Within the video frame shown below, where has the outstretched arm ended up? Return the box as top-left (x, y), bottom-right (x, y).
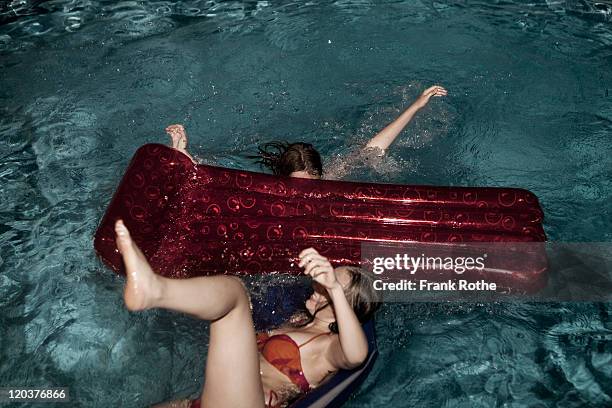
top-left (299, 248), bottom-right (368, 369)
top-left (365, 85), bottom-right (447, 152)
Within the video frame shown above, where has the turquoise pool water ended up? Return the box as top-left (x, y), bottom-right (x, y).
top-left (1, 0), bottom-right (611, 406)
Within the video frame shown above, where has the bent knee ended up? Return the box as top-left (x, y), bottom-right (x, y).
top-left (224, 276), bottom-right (251, 311)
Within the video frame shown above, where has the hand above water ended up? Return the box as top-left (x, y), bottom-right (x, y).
top-left (298, 248), bottom-right (340, 292)
top-left (413, 85), bottom-right (447, 109)
top-left (165, 124), bottom-right (188, 150)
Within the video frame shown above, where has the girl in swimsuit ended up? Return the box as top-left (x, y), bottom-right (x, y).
top-left (114, 220), bottom-right (380, 408)
top-left (165, 85), bottom-right (447, 180)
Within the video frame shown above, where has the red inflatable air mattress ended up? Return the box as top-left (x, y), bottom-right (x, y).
top-left (94, 144), bottom-right (547, 291)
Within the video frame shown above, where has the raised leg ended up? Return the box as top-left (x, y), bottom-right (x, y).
top-left (115, 220), bottom-right (265, 408)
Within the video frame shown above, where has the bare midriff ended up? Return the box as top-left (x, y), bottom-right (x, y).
top-left (259, 356), bottom-right (302, 407)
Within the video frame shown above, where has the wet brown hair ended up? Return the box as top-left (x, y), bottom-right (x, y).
top-left (250, 141), bottom-right (323, 178)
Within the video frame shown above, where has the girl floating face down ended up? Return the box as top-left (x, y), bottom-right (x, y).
top-left (164, 85), bottom-right (447, 180)
top-left (114, 220), bottom-right (380, 408)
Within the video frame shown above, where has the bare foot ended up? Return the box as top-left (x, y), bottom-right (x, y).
top-left (115, 220), bottom-right (162, 311)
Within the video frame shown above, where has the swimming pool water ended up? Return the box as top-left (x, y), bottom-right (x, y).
top-left (1, 0), bottom-right (611, 407)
